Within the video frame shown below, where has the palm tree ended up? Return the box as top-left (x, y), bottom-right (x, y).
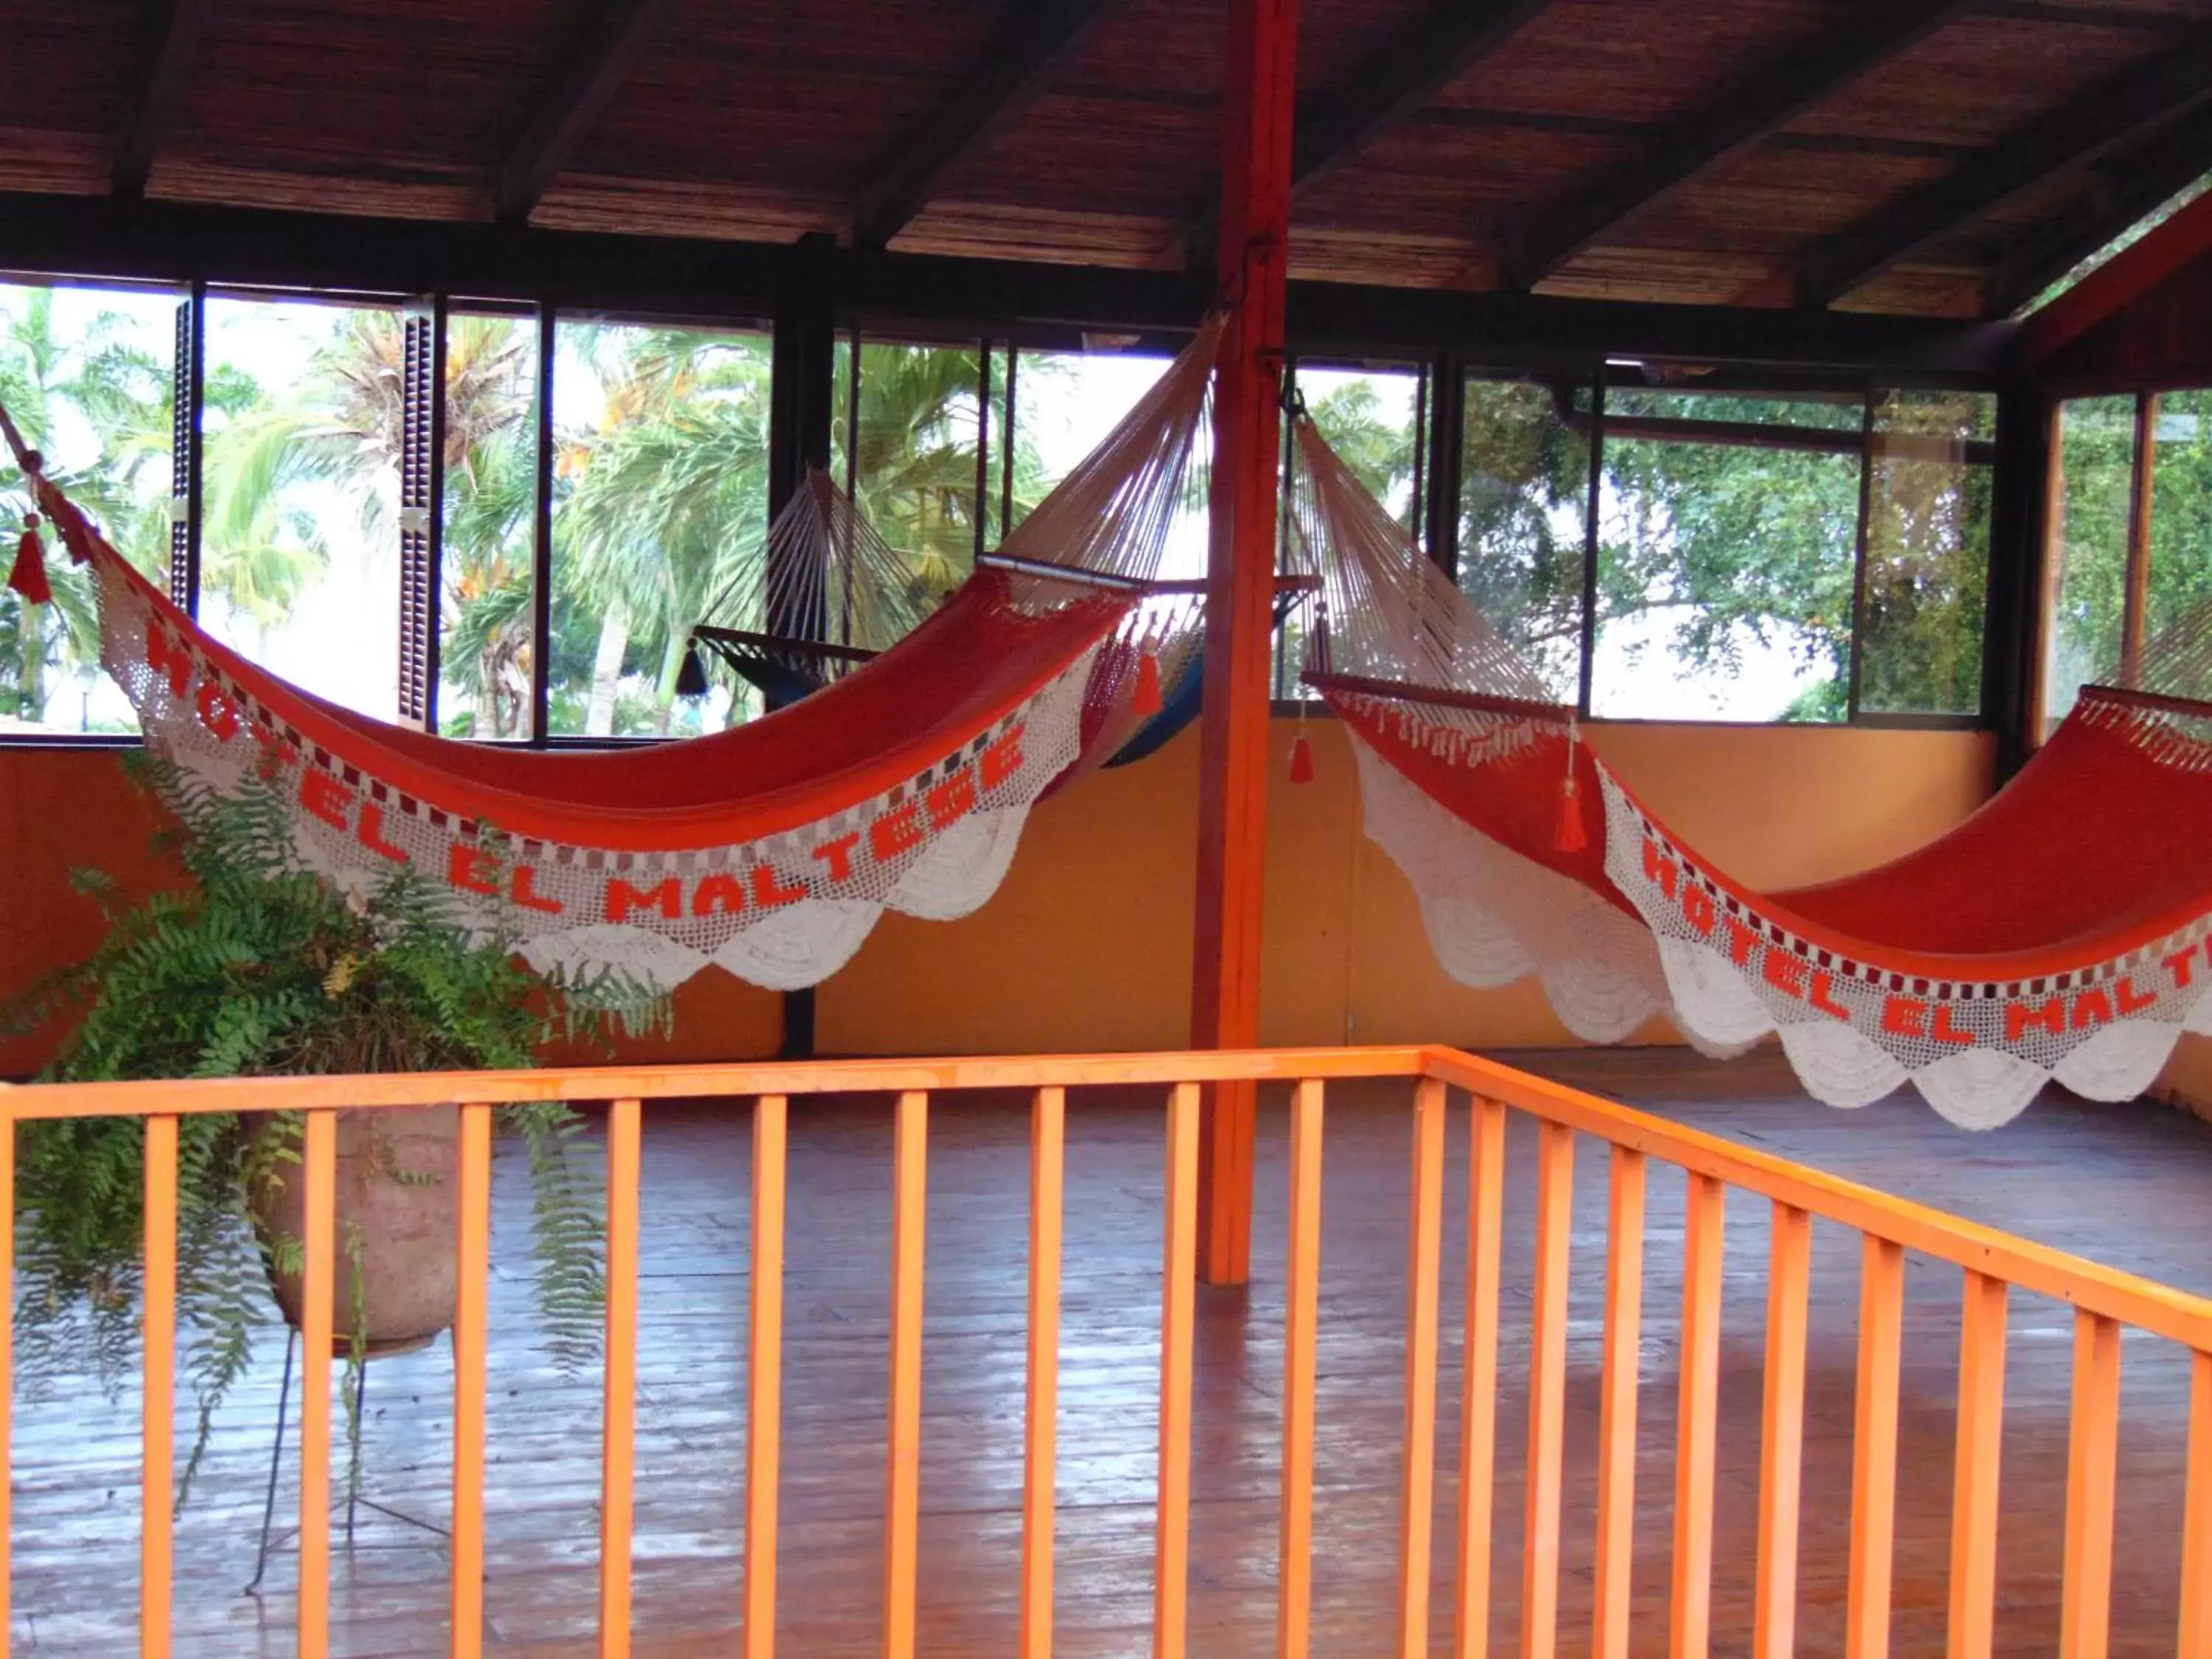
top-left (0, 288), bottom-right (175, 726)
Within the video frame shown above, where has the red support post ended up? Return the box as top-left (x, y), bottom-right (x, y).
top-left (1192, 0), bottom-right (1298, 1287)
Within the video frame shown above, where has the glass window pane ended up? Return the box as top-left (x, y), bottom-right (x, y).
top-left (1458, 375), bottom-right (1590, 703)
top-left (1856, 389), bottom-right (1994, 717)
top-left (439, 309), bottom-right (540, 740)
top-left (852, 338), bottom-right (987, 611)
top-left (1592, 388), bottom-right (1861, 723)
top-left (2148, 389), bottom-right (2212, 660)
top-left (1007, 346), bottom-right (1171, 538)
top-left (201, 294), bottom-right (406, 720)
top-left (549, 318), bottom-right (772, 738)
top-left (2043, 394), bottom-right (2137, 726)
top-left (0, 279), bottom-right (178, 735)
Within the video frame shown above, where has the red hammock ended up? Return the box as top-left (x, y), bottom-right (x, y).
top-left (1, 318), bottom-right (1220, 992)
top-left (1290, 417), bottom-right (2212, 1128)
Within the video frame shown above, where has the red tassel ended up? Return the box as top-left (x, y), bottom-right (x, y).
top-left (1555, 771), bottom-right (1588, 855)
top-left (1132, 648), bottom-right (1164, 717)
top-left (1288, 731), bottom-right (1315, 785)
top-left (7, 515), bottom-right (49, 605)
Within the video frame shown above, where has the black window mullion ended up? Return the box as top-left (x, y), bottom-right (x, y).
top-left (1576, 368), bottom-right (1605, 719)
top-left (170, 280), bottom-right (204, 616)
top-left (531, 300), bottom-right (555, 746)
top-left (1846, 386), bottom-right (1876, 723)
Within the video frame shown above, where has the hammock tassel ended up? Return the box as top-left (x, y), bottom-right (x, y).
top-left (1555, 720), bottom-right (1588, 855)
top-left (1133, 647), bottom-right (1164, 717)
top-left (674, 636), bottom-right (710, 698)
top-left (7, 513), bottom-right (49, 606)
top-left (1288, 730), bottom-right (1315, 785)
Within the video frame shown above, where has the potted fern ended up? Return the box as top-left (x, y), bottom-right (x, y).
top-left (5, 755), bottom-right (662, 1500)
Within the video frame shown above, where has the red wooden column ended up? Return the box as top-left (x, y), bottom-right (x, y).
top-left (1191, 0), bottom-right (1298, 1287)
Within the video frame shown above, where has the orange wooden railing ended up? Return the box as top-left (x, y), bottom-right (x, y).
top-left (4, 1043), bottom-right (2212, 1658)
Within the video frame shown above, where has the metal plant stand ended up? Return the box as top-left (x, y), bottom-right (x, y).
top-left (245, 1329), bottom-right (451, 1596)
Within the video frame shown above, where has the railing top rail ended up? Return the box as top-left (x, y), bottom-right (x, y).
top-left (1425, 1047), bottom-right (2212, 1352)
top-left (8, 1039), bottom-right (2207, 1350)
top-left (0, 1046), bottom-right (1432, 1119)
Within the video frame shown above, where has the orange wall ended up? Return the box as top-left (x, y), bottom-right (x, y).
top-left (1, 720), bottom-right (1995, 1074)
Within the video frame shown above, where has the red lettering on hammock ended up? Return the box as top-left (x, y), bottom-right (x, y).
top-left (1762, 949), bottom-right (1806, 999)
top-left (2008, 998), bottom-right (2065, 1041)
top-left (751, 863), bottom-right (807, 909)
top-left (146, 619), bottom-right (194, 699)
top-left (2070, 988), bottom-right (2114, 1030)
top-left (871, 802), bottom-right (925, 863)
top-left (927, 768), bottom-right (978, 830)
top-left (2165, 946), bottom-right (2200, 990)
top-left (1882, 996), bottom-right (1927, 1038)
top-left (2116, 974), bottom-right (2158, 1015)
top-left (356, 801), bottom-right (408, 863)
top-left (1641, 838), bottom-right (1678, 901)
top-left (1722, 917), bottom-right (1759, 968)
top-left (981, 726), bottom-right (1026, 792)
top-left (449, 844), bottom-right (501, 897)
top-left (811, 833), bottom-right (860, 883)
top-left (607, 876), bottom-right (681, 923)
top-left (1809, 971), bottom-right (1851, 1021)
top-left (691, 872), bottom-right (746, 917)
top-left (193, 682), bottom-right (240, 743)
top-left (511, 866), bottom-right (562, 914)
top-left (1680, 881), bottom-right (1716, 937)
top-left (299, 769), bottom-right (352, 832)
top-left (1931, 1004), bottom-right (1974, 1046)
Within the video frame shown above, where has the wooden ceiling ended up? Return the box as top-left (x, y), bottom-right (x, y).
top-left (5, 0), bottom-right (2211, 319)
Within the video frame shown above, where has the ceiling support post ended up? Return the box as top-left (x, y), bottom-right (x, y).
top-left (1191, 0), bottom-right (1298, 1288)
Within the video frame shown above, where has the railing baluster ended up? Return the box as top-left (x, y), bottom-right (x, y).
top-left (1948, 1271), bottom-right (2008, 1659)
top-left (746, 1095), bottom-right (789, 1659)
top-left (886, 1090), bottom-right (930, 1659)
top-left (2061, 1310), bottom-right (2124, 1659)
top-left (1278, 1080), bottom-right (1324, 1659)
top-left (1753, 1203), bottom-right (1812, 1659)
top-left (1455, 1097), bottom-right (1507, 1659)
top-left (1672, 1172), bottom-right (1725, 1659)
top-left (452, 1101), bottom-right (493, 1659)
top-left (2182, 1349), bottom-right (2212, 1659)
top-left (1593, 1147), bottom-right (1646, 1659)
top-left (1154, 1081), bottom-right (1200, 1659)
top-left (1847, 1235), bottom-right (1905, 1659)
top-left (1522, 1121), bottom-right (1575, 1659)
top-left (299, 1110), bottom-right (338, 1659)
top-left (1400, 1078), bottom-right (1448, 1659)
top-left (1023, 1086), bottom-right (1066, 1659)
top-left (142, 1113), bottom-right (177, 1659)
top-left (600, 1098), bottom-right (642, 1658)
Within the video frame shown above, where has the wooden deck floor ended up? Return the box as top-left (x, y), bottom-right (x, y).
top-left (13, 1046), bottom-right (2212, 1657)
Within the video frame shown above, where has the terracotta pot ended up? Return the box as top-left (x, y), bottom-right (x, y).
top-left (252, 1105), bottom-right (459, 1358)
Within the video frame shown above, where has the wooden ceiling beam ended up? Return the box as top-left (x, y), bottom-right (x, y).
top-left (0, 191), bottom-right (2014, 375)
top-left (1796, 28), bottom-right (2212, 309)
top-left (1291, 0), bottom-right (1552, 189)
top-left (1506, 0), bottom-right (1975, 289)
top-left (1175, 0), bottom-right (1549, 268)
top-left (1983, 107), bottom-right (2212, 320)
top-left (849, 0), bottom-right (1123, 254)
top-left (494, 0), bottom-right (677, 225)
top-left (112, 0), bottom-right (215, 201)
